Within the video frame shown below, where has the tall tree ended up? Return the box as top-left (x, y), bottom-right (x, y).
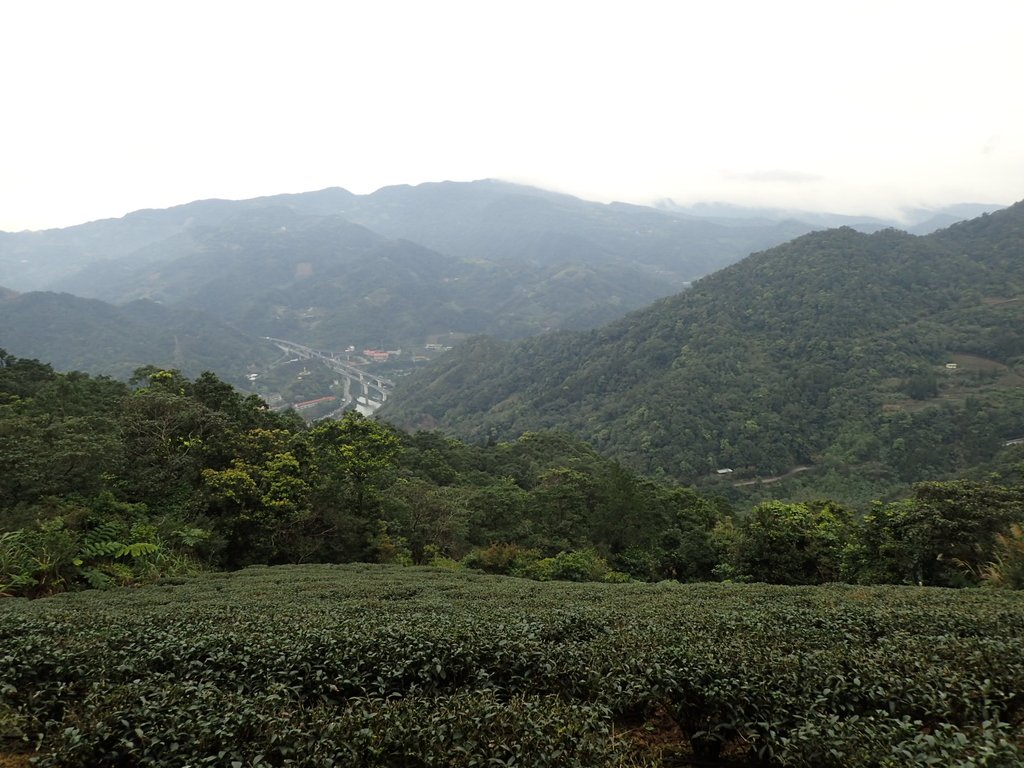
top-left (850, 480), bottom-right (1024, 586)
top-left (310, 413), bottom-right (401, 558)
top-left (730, 501), bottom-right (852, 584)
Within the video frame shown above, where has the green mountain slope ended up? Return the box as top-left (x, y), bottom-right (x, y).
top-left (4, 182), bottom-right (1011, 405)
top-left (0, 291), bottom-right (272, 383)
top-left (0, 189), bottom-right (359, 291)
top-left (41, 208), bottom-right (677, 349)
top-left (381, 204), bottom-right (1024, 500)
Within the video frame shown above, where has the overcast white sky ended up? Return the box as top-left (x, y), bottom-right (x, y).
top-left (1, 0), bottom-right (1022, 231)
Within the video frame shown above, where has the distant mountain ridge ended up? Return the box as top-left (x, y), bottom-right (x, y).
top-left (1, 181), bottom-right (815, 294)
top-left (0, 181), bottom-right (828, 381)
top-left (0, 290), bottom-right (273, 381)
top-left (0, 180), bottom-right (1011, 404)
top-left (2, 180), bottom-right (1001, 292)
top-left (655, 200), bottom-right (1005, 235)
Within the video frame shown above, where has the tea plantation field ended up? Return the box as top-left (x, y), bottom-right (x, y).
top-left (2, 565), bottom-right (1023, 767)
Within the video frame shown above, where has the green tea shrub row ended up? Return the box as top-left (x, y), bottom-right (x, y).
top-left (37, 686), bottom-right (623, 768)
top-left (2, 565), bottom-right (1022, 766)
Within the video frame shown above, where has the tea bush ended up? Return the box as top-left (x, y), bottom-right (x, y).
top-left (1, 565), bottom-right (1022, 766)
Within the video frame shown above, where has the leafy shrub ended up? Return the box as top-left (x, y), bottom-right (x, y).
top-left (460, 542), bottom-right (541, 575)
top-left (0, 513), bottom-right (205, 597)
top-left (611, 546), bottom-right (660, 580)
top-left (464, 546), bottom-right (623, 583)
top-left (418, 544), bottom-right (460, 571)
top-left (4, 565), bottom-right (1023, 766)
top-left (370, 521), bottom-right (413, 565)
top-left (775, 713), bottom-right (1023, 767)
top-left (0, 518), bottom-right (79, 596)
top-left (527, 549), bottom-right (612, 582)
top-left (0, 530), bottom-right (37, 596)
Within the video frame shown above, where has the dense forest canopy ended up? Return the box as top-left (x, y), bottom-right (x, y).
top-left (2, 357), bottom-right (1022, 597)
top-left (382, 202), bottom-right (1024, 503)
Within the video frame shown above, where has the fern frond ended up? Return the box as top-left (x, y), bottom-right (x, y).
top-left (117, 542), bottom-right (160, 559)
top-left (81, 567), bottom-right (112, 590)
top-left (77, 540), bottom-right (125, 560)
top-left (83, 521), bottom-right (122, 547)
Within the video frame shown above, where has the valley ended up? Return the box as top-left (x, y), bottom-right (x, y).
top-left (5, 3), bottom-right (1023, 764)
top-left (2, 189), bottom-right (1022, 506)
top-left (261, 337), bottom-right (395, 416)
top-left (3, 186), bottom-right (1023, 767)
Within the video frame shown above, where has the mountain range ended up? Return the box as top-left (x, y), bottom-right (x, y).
top-left (0, 180), bottom-right (844, 380)
top-left (1, 181), bottom-right (1003, 387)
top-left (0, 291), bottom-right (273, 381)
top-left (2, 180), bottom-right (1019, 501)
top-left (2, 180), bottom-right (817, 295)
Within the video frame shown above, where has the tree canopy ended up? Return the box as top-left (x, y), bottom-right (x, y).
top-left (2, 356), bottom-right (1022, 596)
top-left (383, 203), bottom-right (1024, 504)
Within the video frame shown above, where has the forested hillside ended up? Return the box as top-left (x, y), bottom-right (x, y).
top-left (3, 355), bottom-right (1023, 597)
top-left (0, 291), bottom-right (274, 382)
top-left (43, 208), bottom-right (678, 348)
top-left (382, 203), bottom-right (1024, 501)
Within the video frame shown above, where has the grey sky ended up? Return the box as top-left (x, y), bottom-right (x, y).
top-left (2, 0), bottom-right (1022, 231)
